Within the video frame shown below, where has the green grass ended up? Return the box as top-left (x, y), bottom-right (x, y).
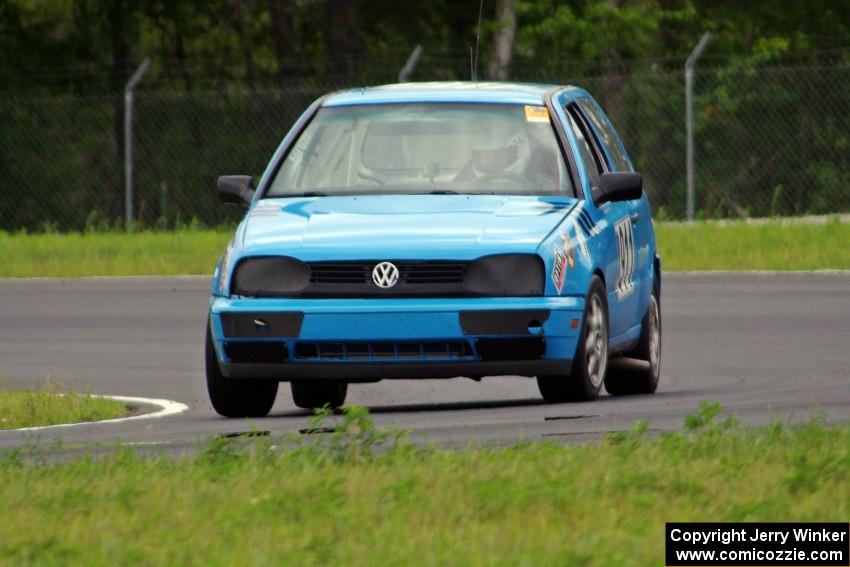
top-left (655, 218), bottom-right (850, 271)
top-left (0, 385), bottom-right (127, 429)
top-left (0, 230), bottom-right (229, 277)
top-left (0, 404), bottom-right (847, 566)
top-left (0, 218), bottom-right (848, 277)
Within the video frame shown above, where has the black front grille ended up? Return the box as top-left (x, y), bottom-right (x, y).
top-left (399, 263), bottom-right (466, 284)
top-left (231, 255), bottom-right (542, 298)
top-left (294, 340), bottom-right (474, 362)
top-left (309, 263), bottom-right (370, 284)
top-left (309, 261), bottom-right (467, 286)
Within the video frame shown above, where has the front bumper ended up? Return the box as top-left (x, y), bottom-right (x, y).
top-left (209, 296), bottom-right (584, 380)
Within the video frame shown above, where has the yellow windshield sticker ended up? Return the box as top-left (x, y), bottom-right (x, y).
top-left (524, 105), bottom-right (550, 123)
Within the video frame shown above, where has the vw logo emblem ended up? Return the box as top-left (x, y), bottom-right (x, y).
top-left (372, 261), bottom-right (399, 288)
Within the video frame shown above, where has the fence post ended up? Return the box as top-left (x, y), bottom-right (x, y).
top-left (685, 33), bottom-right (710, 221)
top-left (124, 57), bottom-right (150, 232)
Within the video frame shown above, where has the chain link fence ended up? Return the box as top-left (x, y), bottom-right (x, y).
top-left (1, 62), bottom-right (849, 231)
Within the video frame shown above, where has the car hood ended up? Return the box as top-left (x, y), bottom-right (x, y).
top-left (238, 194), bottom-right (576, 260)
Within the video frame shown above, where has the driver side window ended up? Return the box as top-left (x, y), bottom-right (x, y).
top-left (565, 105), bottom-right (603, 190)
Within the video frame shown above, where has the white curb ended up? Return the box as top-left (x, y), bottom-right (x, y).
top-left (6, 395), bottom-right (189, 433)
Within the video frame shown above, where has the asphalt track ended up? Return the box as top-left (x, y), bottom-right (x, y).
top-left (1, 273), bottom-right (848, 454)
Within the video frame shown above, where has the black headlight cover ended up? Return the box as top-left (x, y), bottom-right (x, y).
top-left (464, 254), bottom-right (545, 296)
top-left (231, 256), bottom-right (310, 297)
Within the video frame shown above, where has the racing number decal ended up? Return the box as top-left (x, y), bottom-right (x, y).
top-left (614, 217), bottom-right (635, 299)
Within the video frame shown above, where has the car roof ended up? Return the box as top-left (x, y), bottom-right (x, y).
top-left (323, 81), bottom-right (583, 107)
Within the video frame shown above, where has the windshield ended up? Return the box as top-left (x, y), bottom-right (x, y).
top-left (266, 103), bottom-right (574, 197)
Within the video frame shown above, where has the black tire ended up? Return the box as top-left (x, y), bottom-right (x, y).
top-left (537, 275), bottom-right (608, 403)
top-left (605, 290), bottom-right (661, 396)
top-left (291, 380), bottom-right (348, 410)
top-left (205, 323), bottom-right (278, 417)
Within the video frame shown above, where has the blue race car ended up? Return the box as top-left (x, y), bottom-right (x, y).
top-left (206, 82), bottom-right (661, 416)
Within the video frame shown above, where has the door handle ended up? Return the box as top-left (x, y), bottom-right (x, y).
top-left (630, 212), bottom-right (640, 224)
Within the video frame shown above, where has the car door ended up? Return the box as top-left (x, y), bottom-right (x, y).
top-left (563, 103), bottom-right (639, 338)
top-left (577, 97), bottom-right (651, 327)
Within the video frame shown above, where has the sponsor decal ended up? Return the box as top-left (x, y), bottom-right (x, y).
top-left (524, 105), bottom-right (550, 123)
top-left (573, 220), bottom-right (590, 260)
top-left (614, 217), bottom-right (635, 299)
top-left (559, 231), bottom-right (576, 269)
top-left (551, 245), bottom-right (567, 294)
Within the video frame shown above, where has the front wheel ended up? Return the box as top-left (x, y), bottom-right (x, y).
top-left (537, 275), bottom-right (608, 402)
top-left (605, 291), bottom-right (661, 396)
top-left (291, 380), bottom-right (348, 410)
top-left (205, 323), bottom-right (278, 417)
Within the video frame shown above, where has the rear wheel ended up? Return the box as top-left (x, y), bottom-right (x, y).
top-left (205, 323), bottom-right (278, 417)
top-left (605, 291), bottom-right (661, 396)
top-left (537, 276), bottom-right (608, 403)
top-left (291, 380), bottom-right (348, 410)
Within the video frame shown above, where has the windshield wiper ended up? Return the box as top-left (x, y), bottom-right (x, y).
top-left (424, 190), bottom-right (498, 195)
top-left (295, 191), bottom-right (328, 197)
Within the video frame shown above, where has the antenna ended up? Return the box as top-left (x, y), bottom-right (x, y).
top-left (473, 0), bottom-right (484, 81)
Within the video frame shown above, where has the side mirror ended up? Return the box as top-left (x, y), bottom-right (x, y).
top-left (217, 175), bottom-right (255, 206)
top-left (593, 172), bottom-right (643, 205)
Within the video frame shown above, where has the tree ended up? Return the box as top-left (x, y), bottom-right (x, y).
top-left (487, 0), bottom-right (516, 80)
top-left (324, 0), bottom-right (361, 80)
top-left (268, 0), bottom-right (300, 84)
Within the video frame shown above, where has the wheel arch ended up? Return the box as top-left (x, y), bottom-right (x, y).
top-left (653, 255), bottom-right (661, 303)
top-left (589, 267), bottom-right (609, 330)
top-left (591, 267), bottom-right (606, 293)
